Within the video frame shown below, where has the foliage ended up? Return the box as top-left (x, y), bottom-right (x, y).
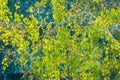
top-left (0, 0), bottom-right (120, 80)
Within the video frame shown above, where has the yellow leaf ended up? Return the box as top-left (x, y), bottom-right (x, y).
top-left (4, 57), bottom-right (7, 61)
top-left (2, 61), bottom-right (4, 64)
top-left (93, 0), bottom-right (99, 3)
top-left (29, 7), bottom-right (34, 12)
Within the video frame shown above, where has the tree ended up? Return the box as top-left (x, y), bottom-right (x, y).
top-left (0, 0), bottom-right (120, 80)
